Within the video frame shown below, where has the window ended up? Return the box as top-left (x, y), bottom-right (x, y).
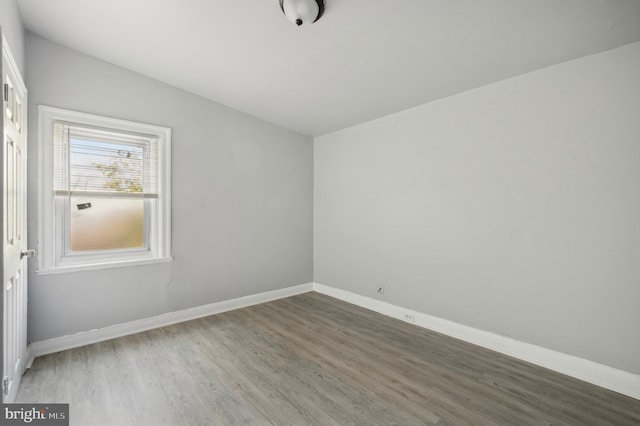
top-left (37, 106), bottom-right (171, 273)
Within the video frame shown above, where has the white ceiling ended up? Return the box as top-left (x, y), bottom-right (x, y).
top-left (16, 0), bottom-right (640, 137)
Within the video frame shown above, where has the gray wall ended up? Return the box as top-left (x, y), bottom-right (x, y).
top-left (315, 41), bottom-right (640, 374)
top-left (26, 34), bottom-right (313, 342)
top-left (0, 0), bottom-right (25, 74)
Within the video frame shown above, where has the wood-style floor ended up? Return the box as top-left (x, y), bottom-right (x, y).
top-left (17, 292), bottom-right (640, 425)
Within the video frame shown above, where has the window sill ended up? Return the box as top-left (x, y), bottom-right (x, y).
top-left (35, 256), bottom-right (173, 275)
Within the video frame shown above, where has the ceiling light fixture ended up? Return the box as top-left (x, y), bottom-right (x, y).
top-left (279, 0), bottom-right (325, 26)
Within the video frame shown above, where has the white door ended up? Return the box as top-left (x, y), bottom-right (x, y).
top-left (2, 36), bottom-right (29, 403)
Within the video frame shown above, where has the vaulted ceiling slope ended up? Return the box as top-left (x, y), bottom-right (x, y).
top-left (17, 0), bottom-right (640, 137)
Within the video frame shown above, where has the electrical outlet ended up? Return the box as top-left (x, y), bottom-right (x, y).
top-left (377, 284), bottom-right (384, 295)
top-left (404, 312), bottom-right (415, 323)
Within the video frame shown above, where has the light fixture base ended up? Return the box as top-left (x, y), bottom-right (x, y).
top-left (279, 0), bottom-right (325, 26)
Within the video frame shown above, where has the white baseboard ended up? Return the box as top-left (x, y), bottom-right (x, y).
top-left (26, 281), bottom-right (639, 401)
top-left (313, 282), bottom-right (640, 401)
top-left (27, 282), bottom-right (314, 365)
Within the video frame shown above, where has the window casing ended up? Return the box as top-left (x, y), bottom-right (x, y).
top-left (38, 106), bottom-right (171, 273)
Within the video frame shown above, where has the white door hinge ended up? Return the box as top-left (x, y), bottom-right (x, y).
top-left (3, 377), bottom-right (9, 396)
top-left (3, 83), bottom-right (8, 102)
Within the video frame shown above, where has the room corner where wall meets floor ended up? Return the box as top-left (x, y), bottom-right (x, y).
top-left (26, 281), bottom-right (640, 401)
top-left (27, 283), bottom-right (315, 367)
top-left (312, 283), bottom-right (640, 401)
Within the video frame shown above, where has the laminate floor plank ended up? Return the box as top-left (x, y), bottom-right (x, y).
top-left (228, 306), bottom-right (438, 425)
top-left (244, 302), bottom-right (469, 425)
top-left (268, 298), bottom-right (550, 425)
top-left (16, 292), bottom-right (640, 425)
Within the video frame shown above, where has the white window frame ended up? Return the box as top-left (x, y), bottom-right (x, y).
top-left (37, 106), bottom-right (172, 274)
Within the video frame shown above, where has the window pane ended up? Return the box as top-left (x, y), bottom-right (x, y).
top-left (70, 138), bottom-right (144, 193)
top-left (70, 197), bottom-right (144, 252)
